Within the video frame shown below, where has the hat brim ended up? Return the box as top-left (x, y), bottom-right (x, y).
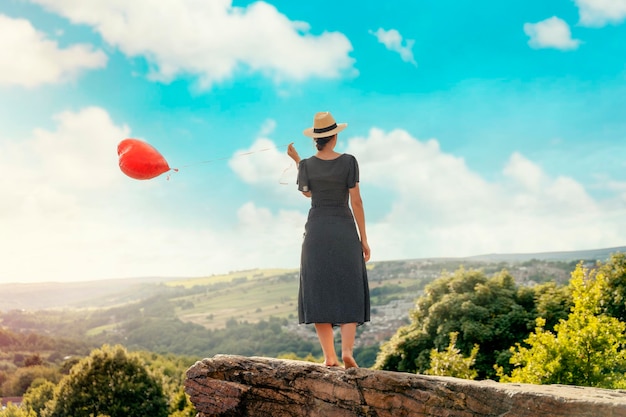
top-left (303, 123), bottom-right (348, 138)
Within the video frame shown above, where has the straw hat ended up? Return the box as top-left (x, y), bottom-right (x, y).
top-left (303, 111), bottom-right (348, 138)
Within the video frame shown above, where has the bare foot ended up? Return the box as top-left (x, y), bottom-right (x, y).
top-left (324, 358), bottom-right (340, 367)
top-left (342, 356), bottom-right (358, 369)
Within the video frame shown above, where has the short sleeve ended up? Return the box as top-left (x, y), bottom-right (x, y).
top-left (347, 155), bottom-right (359, 188)
top-left (297, 159), bottom-right (310, 192)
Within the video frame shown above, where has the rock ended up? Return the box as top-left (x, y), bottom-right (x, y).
top-left (185, 355), bottom-right (626, 417)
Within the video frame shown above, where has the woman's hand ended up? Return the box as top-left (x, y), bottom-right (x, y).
top-left (287, 143), bottom-right (300, 165)
top-left (361, 240), bottom-right (371, 262)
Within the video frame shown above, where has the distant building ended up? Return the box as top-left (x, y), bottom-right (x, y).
top-left (1, 397), bottom-right (23, 409)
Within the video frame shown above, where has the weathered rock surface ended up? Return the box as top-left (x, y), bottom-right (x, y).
top-left (185, 354), bottom-right (626, 417)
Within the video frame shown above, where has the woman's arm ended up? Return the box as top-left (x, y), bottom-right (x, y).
top-left (287, 143), bottom-right (300, 166)
top-left (349, 183), bottom-right (370, 262)
top-left (287, 143), bottom-right (311, 198)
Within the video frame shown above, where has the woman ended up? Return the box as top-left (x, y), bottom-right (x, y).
top-left (287, 111), bottom-right (371, 369)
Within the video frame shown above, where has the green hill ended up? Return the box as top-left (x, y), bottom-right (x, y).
top-left (1, 247), bottom-right (624, 369)
top-left (2, 245), bottom-right (622, 313)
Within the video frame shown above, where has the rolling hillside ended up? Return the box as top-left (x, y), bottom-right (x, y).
top-left (0, 246), bottom-right (623, 366)
top-left (0, 245), bottom-right (622, 313)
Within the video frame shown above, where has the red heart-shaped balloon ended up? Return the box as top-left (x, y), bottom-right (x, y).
top-left (118, 138), bottom-right (171, 180)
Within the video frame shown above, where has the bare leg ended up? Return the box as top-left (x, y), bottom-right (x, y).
top-left (340, 323), bottom-right (358, 368)
top-left (314, 323), bottom-right (339, 366)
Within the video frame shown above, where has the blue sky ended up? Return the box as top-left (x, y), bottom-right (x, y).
top-left (1, 0), bottom-right (626, 283)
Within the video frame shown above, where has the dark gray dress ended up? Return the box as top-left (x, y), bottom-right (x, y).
top-left (297, 154), bottom-right (370, 325)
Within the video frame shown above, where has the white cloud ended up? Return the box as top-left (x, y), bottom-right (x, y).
top-left (258, 119), bottom-right (277, 137)
top-left (0, 107), bottom-right (128, 205)
top-left (575, 0), bottom-right (626, 27)
top-left (523, 17), bottom-right (581, 50)
top-left (0, 106), bottom-right (306, 282)
top-left (370, 28), bottom-right (417, 65)
top-left (345, 128), bottom-right (626, 261)
top-left (233, 202), bottom-right (306, 265)
top-left (4, 112), bottom-right (625, 283)
top-left (503, 152), bottom-right (546, 192)
top-left (229, 138), bottom-right (294, 186)
top-left (28, 0), bottom-right (355, 87)
top-left (0, 14), bottom-right (107, 87)
top-left (228, 137), bottom-right (302, 204)
top-left (0, 107), bottom-right (130, 281)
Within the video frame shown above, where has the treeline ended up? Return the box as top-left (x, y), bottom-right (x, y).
top-left (1, 294), bottom-right (378, 389)
top-left (2, 254), bottom-right (623, 416)
top-left (0, 317), bottom-right (325, 394)
top-left (1, 295), bottom-right (316, 359)
top-left (368, 257), bottom-right (582, 286)
top-left (0, 329), bottom-right (90, 357)
top-left (99, 315), bottom-right (323, 359)
top-left (375, 253), bottom-right (626, 388)
top-left (0, 345), bottom-right (196, 417)
top-left (0, 327), bottom-right (92, 398)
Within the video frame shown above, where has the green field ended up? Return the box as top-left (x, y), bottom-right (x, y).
top-left (170, 269), bottom-right (300, 329)
top-left (165, 269), bottom-right (297, 289)
top-left (168, 266), bottom-right (422, 330)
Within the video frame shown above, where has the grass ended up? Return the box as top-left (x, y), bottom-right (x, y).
top-left (172, 270), bottom-right (300, 329)
top-left (171, 268), bottom-right (424, 330)
top-left (85, 323), bottom-right (119, 337)
top-left (165, 268), bottom-right (297, 289)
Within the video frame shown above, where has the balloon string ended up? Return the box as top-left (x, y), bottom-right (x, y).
top-left (278, 163), bottom-right (294, 185)
top-left (165, 168), bottom-right (179, 181)
top-left (167, 143), bottom-right (296, 184)
top-left (175, 143), bottom-right (293, 169)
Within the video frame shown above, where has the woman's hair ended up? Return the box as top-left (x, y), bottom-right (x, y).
top-left (314, 134), bottom-right (335, 151)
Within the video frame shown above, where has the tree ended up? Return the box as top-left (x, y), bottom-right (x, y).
top-left (168, 387), bottom-right (197, 417)
top-left (134, 351), bottom-right (197, 417)
top-left (42, 345), bottom-right (168, 417)
top-left (425, 332), bottom-right (478, 380)
top-left (597, 253), bottom-right (626, 322)
top-left (375, 267), bottom-right (546, 379)
top-left (502, 263), bottom-right (626, 388)
top-left (0, 403), bottom-right (36, 417)
top-left (0, 366), bottom-right (60, 397)
top-left (24, 355), bottom-right (44, 368)
top-left (22, 379), bottom-right (56, 416)
top-left (532, 282), bottom-right (571, 329)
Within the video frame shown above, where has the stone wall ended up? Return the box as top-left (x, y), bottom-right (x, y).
top-left (185, 355), bottom-right (626, 417)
